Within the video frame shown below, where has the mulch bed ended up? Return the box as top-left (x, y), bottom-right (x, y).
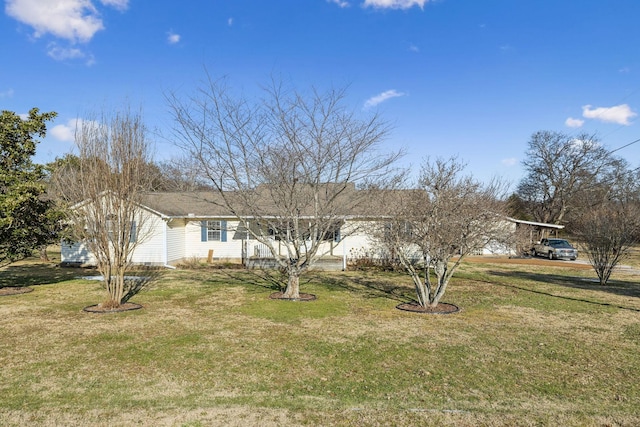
top-left (0, 287), bottom-right (34, 296)
top-left (83, 302), bottom-right (143, 313)
top-left (396, 301), bottom-right (460, 314)
top-left (269, 292), bottom-right (317, 302)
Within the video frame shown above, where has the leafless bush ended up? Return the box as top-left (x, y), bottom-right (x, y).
top-left (56, 108), bottom-right (155, 307)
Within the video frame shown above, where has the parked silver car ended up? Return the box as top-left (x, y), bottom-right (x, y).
top-left (532, 238), bottom-right (578, 260)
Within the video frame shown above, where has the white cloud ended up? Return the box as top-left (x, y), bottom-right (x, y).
top-left (501, 158), bottom-right (518, 167)
top-left (46, 42), bottom-right (95, 65)
top-left (167, 31), bottom-right (181, 44)
top-left (0, 89), bottom-right (14, 98)
top-left (99, 0), bottom-right (128, 11)
top-left (363, 0), bottom-right (427, 9)
top-left (47, 43), bottom-right (83, 60)
top-left (227, 17), bottom-right (234, 26)
top-left (364, 89), bottom-right (405, 108)
top-left (582, 104), bottom-right (637, 126)
top-left (408, 44), bottom-right (419, 53)
top-left (565, 117), bottom-right (584, 128)
top-left (328, 0), bottom-right (350, 7)
top-left (50, 119), bottom-right (82, 142)
top-left (5, 0), bottom-right (128, 44)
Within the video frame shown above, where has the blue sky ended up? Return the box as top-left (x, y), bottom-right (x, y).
top-left (2, 0), bottom-right (639, 186)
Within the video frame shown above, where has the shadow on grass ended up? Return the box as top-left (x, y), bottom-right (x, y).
top-left (216, 269), bottom-right (415, 304)
top-left (316, 273), bottom-right (414, 303)
top-left (218, 269), bottom-right (329, 295)
top-left (0, 263), bottom-right (81, 289)
top-left (121, 270), bottom-right (163, 303)
top-left (487, 270), bottom-right (640, 312)
top-left (218, 269), bottom-right (285, 293)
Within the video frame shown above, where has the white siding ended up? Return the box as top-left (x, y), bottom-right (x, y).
top-left (61, 208), bottom-right (168, 266)
top-left (245, 239), bottom-right (339, 259)
top-left (166, 218), bottom-right (186, 264)
top-left (340, 220), bottom-right (380, 258)
top-left (240, 220), bottom-right (378, 262)
top-left (61, 204), bottom-right (517, 268)
top-left (481, 243), bottom-right (514, 255)
top-left (184, 219), bottom-right (245, 261)
top-left (130, 212), bottom-right (166, 265)
top-left (341, 219), bottom-right (518, 258)
top-left (61, 241), bottom-right (97, 266)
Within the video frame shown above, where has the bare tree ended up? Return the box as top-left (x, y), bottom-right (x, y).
top-left (57, 109), bottom-right (155, 308)
top-left (155, 156), bottom-right (213, 191)
top-left (168, 76), bottom-right (400, 299)
top-left (516, 131), bottom-right (618, 225)
top-left (378, 158), bottom-right (508, 308)
top-left (572, 165), bottom-right (640, 285)
top-left (573, 204), bottom-right (639, 285)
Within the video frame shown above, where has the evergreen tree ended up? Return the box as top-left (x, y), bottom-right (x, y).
top-left (0, 108), bottom-right (65, 266)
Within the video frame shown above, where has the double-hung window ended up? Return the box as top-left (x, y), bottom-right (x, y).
top-left (201, 220), bottom-right (227, 242)
top-left (105, 214), bottom-right (137, 243)
top-left (207, 220), bottom-right (221, 241)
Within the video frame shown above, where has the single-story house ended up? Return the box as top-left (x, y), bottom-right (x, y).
top-left (61, 191), bottom-right (372, 269)
top-left (61, 191), bottom-right (564, 269)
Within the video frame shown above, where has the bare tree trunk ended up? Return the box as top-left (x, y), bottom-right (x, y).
top-left (429, 279), bottom-right (448, 308)
top-left (115, 266), bottom-right (126, 304)
top-left (398, 253), bottom-right (429, 307)
top-left (408, 270), bottom-right (427, 307)
top-left (39, 245), bottom-right (49, 261)
top-left (415, 279), bottom-right (429, 308)
top-left (283, 269), bottom-right (301, 299)
top-left (430, 256), bottom-right (467, 307)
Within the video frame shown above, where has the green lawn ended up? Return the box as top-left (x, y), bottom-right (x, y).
top-left (1, 257), bottom-right (639, 426)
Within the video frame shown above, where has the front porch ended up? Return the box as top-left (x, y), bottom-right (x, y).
top-left (242, 240), bottom-right (345, 271)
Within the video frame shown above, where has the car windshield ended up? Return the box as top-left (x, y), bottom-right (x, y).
top-left (549, 240), bottom-right (572, 248)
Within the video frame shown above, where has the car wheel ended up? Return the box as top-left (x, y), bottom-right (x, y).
top-left (548, 251), bottom-right (554, 260)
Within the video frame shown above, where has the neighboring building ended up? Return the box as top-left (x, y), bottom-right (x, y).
top-left (505, 217), bottom-right (566, 256)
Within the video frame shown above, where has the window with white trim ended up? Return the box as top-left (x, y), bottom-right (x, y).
top-left (201, 220), bottom-right (227, 242)
top-left (207, 220), bottom-right (222, 241)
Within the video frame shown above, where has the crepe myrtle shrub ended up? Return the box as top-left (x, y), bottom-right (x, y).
top-left (569, 160), bottom-right (640, 285)
top-left (56, 108), bottom-right (155, 308)
top-left (376, 157), bottom-right (509, 308)
top-left (168, 74), bottom-right (401, 299)
top-left (573, 203), bottom-right (640, 286)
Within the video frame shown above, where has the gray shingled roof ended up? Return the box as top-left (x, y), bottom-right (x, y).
top-left (138, 186), bottom-right (396, 218)
top-left (140, 192), bottom-right (230, 217)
